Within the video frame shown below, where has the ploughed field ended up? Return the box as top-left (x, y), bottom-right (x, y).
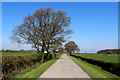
top-left (75, 53), bottom-right (119, 63)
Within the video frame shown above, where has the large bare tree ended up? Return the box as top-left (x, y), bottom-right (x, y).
top-left (11, 7), bottom-right (72, 58)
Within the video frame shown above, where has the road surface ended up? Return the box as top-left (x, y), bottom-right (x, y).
top-left (39, 54), bottom-right (92, 80)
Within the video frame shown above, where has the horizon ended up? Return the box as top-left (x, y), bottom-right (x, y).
top-left (2, 2), bottom-right (118, 53)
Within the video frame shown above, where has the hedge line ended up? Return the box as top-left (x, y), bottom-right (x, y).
top-left (2, 53), bottom-right (55, 80)
top-left (70, 54), bottom-right (120, 77)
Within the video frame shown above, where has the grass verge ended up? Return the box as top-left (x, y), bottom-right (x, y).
top-left (69, 56), bottom-right (120, 80)
top-left (9, 54), bottom-right (62, 80)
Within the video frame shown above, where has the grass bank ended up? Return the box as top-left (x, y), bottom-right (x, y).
top-left (9, 54), bottom-right (62, 80)
top-left (69, 56), bottom-right (120, 80)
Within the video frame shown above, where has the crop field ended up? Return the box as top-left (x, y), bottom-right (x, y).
top-left (76, 53), bottom-right (119, 63)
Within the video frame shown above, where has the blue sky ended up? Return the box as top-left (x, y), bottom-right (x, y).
top-left (2, 2), bottom-right (118, 53)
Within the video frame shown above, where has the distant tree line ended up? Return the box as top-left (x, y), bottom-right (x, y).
top-left (97, 49), bottom-right (120, 54)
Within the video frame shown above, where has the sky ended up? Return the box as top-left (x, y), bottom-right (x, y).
top-left (2, 2), bottom-right (118, 53)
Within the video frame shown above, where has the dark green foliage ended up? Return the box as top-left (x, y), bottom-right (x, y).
top-left (97, 49), bottom-right (120, 54)
top-left (65, 41), bottom-right (80, 54)
top-left (2, 53), bottom-right (55, 79)
top-left (70, 54), bottom-right (120, 77)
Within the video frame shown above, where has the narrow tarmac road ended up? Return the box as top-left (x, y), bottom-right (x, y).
top-left (39, 54), bottom-right (91, 79)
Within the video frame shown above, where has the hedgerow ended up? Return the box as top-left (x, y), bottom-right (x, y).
top-left (2, 53), bottom-right (55, 80)
top-left (70, 54), bottom-right (120, 77)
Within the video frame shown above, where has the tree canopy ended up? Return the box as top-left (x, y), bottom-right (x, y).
top-left (65, 41), bottom-right (80, 54)
top-left (10, 7), bottom-right (73, 56)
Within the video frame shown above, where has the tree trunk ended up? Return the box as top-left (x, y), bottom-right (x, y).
top-left (35, 44), bottom-right (40, 53)
top-left (53, 49), bottom-right (56, 58)
top-left (41, 53), bottom-right (44, 63)
top-left (54, 53), bottom-right (56, 58)
top-left (46, 42), bottom-right (50, 60)
top-left (41, 47), bottom-right (45, 53)
top-left (37, 48), bottom-right (40, 53)
top-left (46, 49), bottom-right (49, 60)
top-left (41, 40), bottom-right (46, 53)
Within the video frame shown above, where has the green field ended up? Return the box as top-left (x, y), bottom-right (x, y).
top-left (2, 52), bottom-right (36, 56)
top-left (76, 53), bottom-right (119, 63)
top-left (69, 56), bottom-right (120, 79)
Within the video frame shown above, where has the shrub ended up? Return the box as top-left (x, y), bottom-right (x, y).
top-left (2, 53), bottom-right (50, 79)
top-left (2, 52), bottom-right (61, 80)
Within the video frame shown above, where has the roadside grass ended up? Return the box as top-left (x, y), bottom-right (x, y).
top-left (69, 56), bottom-right (120, 80)
top-left (76, 54), bottom-right (119, 63)
top-left (9, 54), bottom-right (62, 80)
